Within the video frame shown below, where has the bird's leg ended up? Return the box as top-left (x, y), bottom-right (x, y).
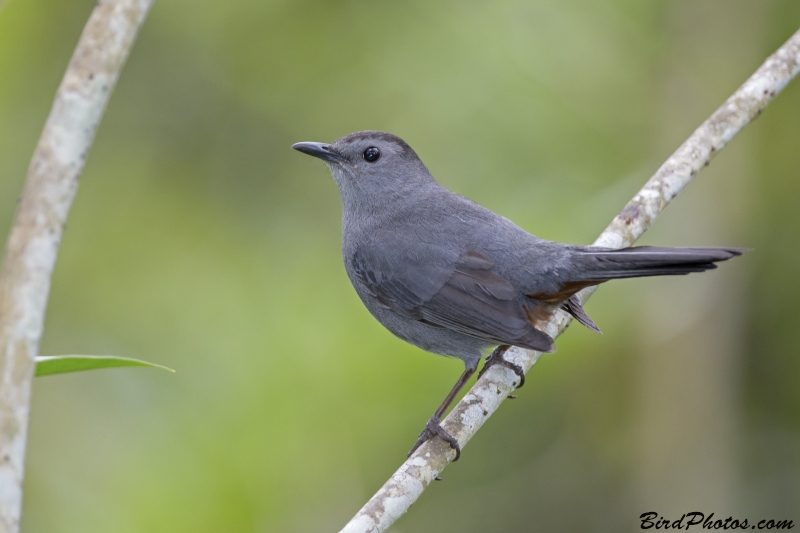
top-left (407, 363), bottom-right (477, 461)
top-left (477, 344), bottom-right (525, 388)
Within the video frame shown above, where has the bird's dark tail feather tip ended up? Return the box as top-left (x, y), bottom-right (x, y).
top-left (563, 295), bottom-right (601, 333)
top-left (575, 246), bottom-right (746, 281)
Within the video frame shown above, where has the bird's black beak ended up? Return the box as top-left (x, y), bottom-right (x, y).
top-left (292, 142), bottom-right (346, 163)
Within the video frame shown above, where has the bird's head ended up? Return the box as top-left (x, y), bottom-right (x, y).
top-left (292, 131), bottom-right (434, 202)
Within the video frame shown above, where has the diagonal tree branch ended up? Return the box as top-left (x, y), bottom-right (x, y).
top-left (0, 2), bottom-right (154, 531)
top-left (339, 27), bottom-right (800, 533)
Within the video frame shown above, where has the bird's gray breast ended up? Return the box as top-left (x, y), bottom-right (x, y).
top-left (344, 220), bottom-right (459, 319)
top-left (341, 214), bottom-right (492, 358)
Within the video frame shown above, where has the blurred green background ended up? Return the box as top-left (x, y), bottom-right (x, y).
top-left (1, 0), bottom-right (799, 531)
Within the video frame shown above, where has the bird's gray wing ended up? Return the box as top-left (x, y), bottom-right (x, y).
top-left (351, 248), bottom-right (554, 352)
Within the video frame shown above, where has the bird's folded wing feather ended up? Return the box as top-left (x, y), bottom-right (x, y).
top-left (352, 248), bottom-right (554, 352)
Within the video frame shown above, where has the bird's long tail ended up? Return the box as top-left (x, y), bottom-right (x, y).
top-left (571, 246), bottom-right (744, 281)
top-left (550, 246), bottom-right (744, 333)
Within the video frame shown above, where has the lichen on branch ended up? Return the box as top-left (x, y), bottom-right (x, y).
top-left (0, 2), bottom-right (154, 531)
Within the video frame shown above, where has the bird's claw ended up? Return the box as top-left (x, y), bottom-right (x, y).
top-left (478, 346), bottom-right (526, 388)
top-left (408, 416), bottom-right (461, 461)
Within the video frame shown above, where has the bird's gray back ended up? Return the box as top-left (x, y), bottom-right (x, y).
top-left (342, 183), bottom-right (572, 299)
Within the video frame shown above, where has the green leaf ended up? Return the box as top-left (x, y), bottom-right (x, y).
top-left (35, 355), bottom-right (175, 377)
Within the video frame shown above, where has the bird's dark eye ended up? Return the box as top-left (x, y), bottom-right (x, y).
top-left (363, 147), bottom-right (381, 162)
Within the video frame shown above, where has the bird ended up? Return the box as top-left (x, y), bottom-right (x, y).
top-left (292, 130), bottom-right (742, 460)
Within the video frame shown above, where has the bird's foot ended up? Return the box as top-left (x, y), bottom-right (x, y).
top-left (408, 415), bottom-right (461, 461)
top-left (478, 345), bottom-right (525, 388)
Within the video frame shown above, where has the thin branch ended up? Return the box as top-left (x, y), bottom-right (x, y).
top-left (339, 27), bottom-right (800, 533)
top-left (0, 1), bottom-right (153, 531)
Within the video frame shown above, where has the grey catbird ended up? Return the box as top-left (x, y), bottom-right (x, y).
top-left (292, 131), bottom-right (741, 460)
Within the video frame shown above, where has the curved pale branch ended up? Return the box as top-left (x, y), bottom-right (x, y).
top-left (339, 27), bottom-right (800, 533)
top-left (0, 2), bottom-right (154, 531)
